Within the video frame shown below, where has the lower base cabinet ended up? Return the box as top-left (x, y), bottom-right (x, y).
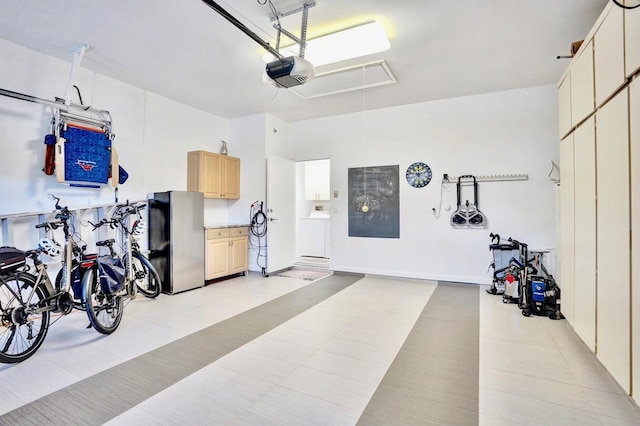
top-left (297, 218), bottom-right (330, 258)
top-left (206, 227), bottom-right (249, 280)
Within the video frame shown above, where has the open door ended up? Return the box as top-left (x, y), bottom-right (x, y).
top-left (266, 155), bottom-right (296, 274)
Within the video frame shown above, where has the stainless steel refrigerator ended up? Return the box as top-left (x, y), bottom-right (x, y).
top-left (148, 191), bottom-right (204, 294)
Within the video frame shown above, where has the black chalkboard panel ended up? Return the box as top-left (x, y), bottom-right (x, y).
top-left (348, 165), bottom-right (399, 238)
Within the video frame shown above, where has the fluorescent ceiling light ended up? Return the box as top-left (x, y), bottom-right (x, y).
top-left (263, 21), bottom-right (390, 67)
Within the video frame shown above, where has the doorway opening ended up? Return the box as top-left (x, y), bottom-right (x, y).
top-left (295, 159), bottom-right (331, 270)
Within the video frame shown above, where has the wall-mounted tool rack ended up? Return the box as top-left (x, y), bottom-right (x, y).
top-left (0, 200), bottom-right (146, 251)
top-left (444, 174), bottom-right (528, 183)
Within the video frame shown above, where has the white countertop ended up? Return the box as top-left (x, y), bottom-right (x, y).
top-left (204, 223), bottom-right (250, 229)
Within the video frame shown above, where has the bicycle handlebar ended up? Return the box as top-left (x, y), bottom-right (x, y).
top-left (35, 220), bottom-right (63, 230)
top-left (95, 239), bottom-right (115, 247)
top-left (49, 194), bottom-right (72, 216)
top-left (114, 203), bottom-right (146, 217)
top-left (89, 218), bottom-right (118, 230)
top-left (35, 195), bottom-right (74, 236)
top-left (507, 237), bottom-right (527, 248)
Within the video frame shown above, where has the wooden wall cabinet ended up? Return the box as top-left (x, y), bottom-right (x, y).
top-left (188, 150), bottom-right (240, 199)
top-left (205, 227), bottom-right (249, 280)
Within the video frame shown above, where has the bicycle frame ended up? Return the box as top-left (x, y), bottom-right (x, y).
top-left (90, 201), bottom-right (149, 300)
top-left (31, 199), bottom-right (88, 314)
top-left (119, 220), bottom-right (137, 300)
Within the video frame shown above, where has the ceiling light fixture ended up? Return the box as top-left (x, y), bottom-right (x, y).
top-left (263, 21), bottom-right (390, 67)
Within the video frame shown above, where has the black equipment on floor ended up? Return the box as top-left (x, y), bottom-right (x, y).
top-left (522, 276), bottom-right (562, 319)
top-left (486, 234), bottom-right (563, 320)
top-left (486, 233), bottom-right (521, 296)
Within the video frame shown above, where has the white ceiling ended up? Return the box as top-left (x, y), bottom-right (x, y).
top-left (0, 0), bottom-right (608, 122)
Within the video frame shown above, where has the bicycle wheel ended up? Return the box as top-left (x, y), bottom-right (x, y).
top-left (131, 252), bottom-right (161, 298)
top-left (0, 273), bottom-right (50, 363)
top-left (82, 267), bottom-right (123, 335)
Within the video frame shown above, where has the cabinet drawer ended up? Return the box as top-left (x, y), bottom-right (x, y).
top-left (229, 227), bottom-right (248, 237)
top-left (207, 228), bottom-right (230, 239)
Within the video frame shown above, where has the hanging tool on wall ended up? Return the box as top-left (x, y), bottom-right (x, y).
top-left (450, 175), bottom-right (486, 229)
top-left (250, 201), bottom-right (268, 277)
top-left (43, 118), bottom-right (57, 175)
top-left (0, 43), bottom-right (128, 191)
top-left (1, 85), bottom-right (118, 187)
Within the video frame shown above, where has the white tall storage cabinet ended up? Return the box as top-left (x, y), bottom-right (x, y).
top-left (558, 1), bottom-right (639, 400)
top-left (631, 76), bottom-right (640, 404)
top-left (595, 89), bottom-right (630, 391)
top-left (573, 116), bottom-right (596, 351)
top-left (559, 136), bottom-right (575, 326)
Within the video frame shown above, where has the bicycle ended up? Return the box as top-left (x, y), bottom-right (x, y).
top-left (84, 201), bottom-right (160, 326)
top-left (0, 195), bottom-right (123, 363)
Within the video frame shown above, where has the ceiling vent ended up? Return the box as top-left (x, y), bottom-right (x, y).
top-left (290, 60), bottom-right (396, 99)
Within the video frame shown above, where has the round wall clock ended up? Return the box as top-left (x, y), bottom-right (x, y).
top-left (406, 162), bottom-right (432, 188)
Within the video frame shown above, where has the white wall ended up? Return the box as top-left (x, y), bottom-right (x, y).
top-left (228, 112), bottom-right (290, 272)
top-left (0, 39), bottom-right (228, 249)
top-left (1, 38), bottom-right (560, 284)
top-left (290, 85), bottom-right (559, 284)
top-left (228, 114), bottom-right (266, 272)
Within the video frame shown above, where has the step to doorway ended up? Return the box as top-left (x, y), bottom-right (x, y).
top-left (294, 256), bottom-right (330, 271)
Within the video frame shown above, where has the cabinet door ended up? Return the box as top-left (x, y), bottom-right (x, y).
top-left (573, 116), bottom-right (596, 351)
top-left (626, 4), bottom-right (640, 78)
top-left (596, 88), bottom-right (630, 393)
top-left (594, 5), bottom-right (625, 107)
top-left (298, 218), bottom-right (326, 257)
top-left (570, 40), bottom-right (594, 127)
top-left (223, 156), bottom-right (240, 199)
top-left (188, 151), bottom-right (224, 198)
top-left (304, 160), bottom-right (330, 200)
top-left (316, 160), bottom-right (330, 200)
top-left (229, 236), bottom-right (248, 274)
top-left (188, 151), bottom-right (240, 199)
top-left (203, 153), bottom-right (224, 198)
top-left (559, 134), bottom-right (576, 327)
top-left (630, 78), bottom-right (640, 403)
top-left (206, 239), bottom-right (229, 279)
top-left (558, 74), bottom-right (572, 139)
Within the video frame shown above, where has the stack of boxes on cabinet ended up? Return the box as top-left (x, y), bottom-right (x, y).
top-left (558, 3), bottom-right (639, 401)
top-left (187, 150), bottom-right (249, 280)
